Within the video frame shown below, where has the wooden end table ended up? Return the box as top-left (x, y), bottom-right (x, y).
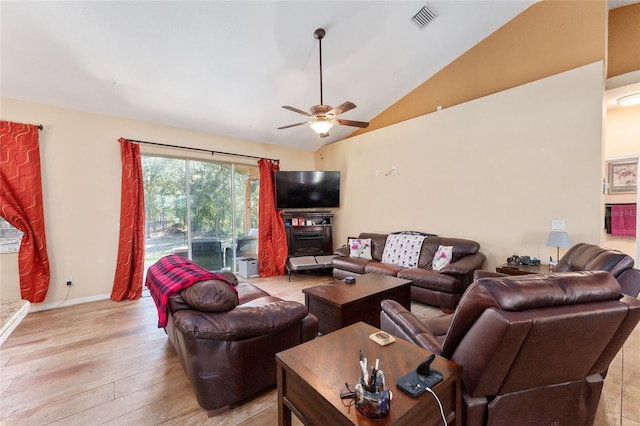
top-left (276, 322), bottom-right (462, 425)
top-left (302, 274), bottom-right (411, 334)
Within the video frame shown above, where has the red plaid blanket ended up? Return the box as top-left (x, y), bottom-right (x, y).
top-left (145, 254), bottom-right (235, 328)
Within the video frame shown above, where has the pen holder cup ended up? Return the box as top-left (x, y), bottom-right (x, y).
top-left (355, 377), bottom-right (391, 418)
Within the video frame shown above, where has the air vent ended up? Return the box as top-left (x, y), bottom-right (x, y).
top-left (412, 5), bottom-right (436, 29)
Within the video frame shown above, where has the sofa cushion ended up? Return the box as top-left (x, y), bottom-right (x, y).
top-left (418, 240), bottom-right (439, 268)
top-left (365, 261), bottom-right (406, 276)
top-left (181, 279), bottom-right (239, 312)
top-left (349, 238), bottom-right (372, 259)
top-left (358, 233), bottom-right (389, 261)
top-left (398, 268), bottom-right (462, 293)
top-left (237, 282), bottom-right (271, 304)
top-left (381, 233), bottom-right (426, 267)
top-left (421, 237), bottom-right (480, 263)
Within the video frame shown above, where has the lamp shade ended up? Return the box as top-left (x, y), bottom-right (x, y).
top-left (546, 231), bottom-right (571, 248)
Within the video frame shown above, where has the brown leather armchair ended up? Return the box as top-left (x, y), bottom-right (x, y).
top-left (475, 243), bottom-right (640, 298)
top-left (554, 242), bottom-right (634, 277)
top-left (164, 274), bottom-right (318, 415)
top-left (381, 271), bottom-right (640, 425)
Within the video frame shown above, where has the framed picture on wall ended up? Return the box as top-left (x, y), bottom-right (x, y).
top-left (607, 158), bottom-right (638, 194)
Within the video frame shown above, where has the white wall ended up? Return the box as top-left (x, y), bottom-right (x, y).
top-left (317, 62), bottom-right (605, 270)
top-left (0, 99), bottom-right (314, 309)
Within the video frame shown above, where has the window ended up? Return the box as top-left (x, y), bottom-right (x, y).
top-left (0, 217), bottom-right (23, 253)
top-left (142, 155), bottom-right (259, 273)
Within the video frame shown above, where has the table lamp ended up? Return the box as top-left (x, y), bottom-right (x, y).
top-left (546, 231), bottom-right (571, 263)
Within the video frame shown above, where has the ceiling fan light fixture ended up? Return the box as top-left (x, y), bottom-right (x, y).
top-left (278, 28), bottom-right (369, 137)
top-left (310, 119), bottom-right (334, 136)
top-left (617, 93), bottom-right (640, 107)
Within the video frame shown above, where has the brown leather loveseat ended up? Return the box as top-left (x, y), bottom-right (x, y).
top-left (164, 272), bottom-right (319, 415)
top-left (332, 232), bottom-right (485, 310)
top-left (380, 271), bottom-right (640, 425)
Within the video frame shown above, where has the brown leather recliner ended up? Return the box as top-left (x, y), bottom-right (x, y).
top-left (164, 273), bottom-right (318, 415)
top-left (553, 242), bottom-right (634, 277)
top-left (475, 243), bottom-right (640, 298)
top-left (380, 271), bottom-right (640, 425)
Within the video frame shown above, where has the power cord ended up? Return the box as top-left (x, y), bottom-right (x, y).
top-left (425, 386), bottom-right (447, 425)
top-left (51, 285), bottom-right (71, 310)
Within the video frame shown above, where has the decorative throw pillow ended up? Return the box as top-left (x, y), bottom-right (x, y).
top-left (349, 238), bottom-right (372, 259)
top-left (432, 245), bottom-right (453, 272)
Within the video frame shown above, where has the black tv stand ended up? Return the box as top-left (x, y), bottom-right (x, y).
top-left (281, 211), bottom-right (333, 257)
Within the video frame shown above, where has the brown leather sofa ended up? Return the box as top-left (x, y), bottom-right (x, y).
top-left (380, 271), bottom-right (640, 425)
top-left (332, 232), bottom-right (485, 310)
top-left (164, 272), bottom-right (318, 415)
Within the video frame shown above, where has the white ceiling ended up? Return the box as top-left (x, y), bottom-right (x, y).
top-left (9, 0), bottom-right (616, 153)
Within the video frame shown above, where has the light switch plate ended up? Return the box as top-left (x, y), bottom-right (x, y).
top-left (551, 220), bottom-right (565, 230)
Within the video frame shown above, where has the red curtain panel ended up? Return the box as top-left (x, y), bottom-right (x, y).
top-left (111, 138), bottom-right (145, 301)
top-left (257, 159), bottom-right (288, 276)
top-left (0, 121), bottom-right (50, 302)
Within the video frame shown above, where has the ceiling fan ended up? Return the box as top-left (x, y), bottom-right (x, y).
top-left (278, 28), bottom-right (369, 138)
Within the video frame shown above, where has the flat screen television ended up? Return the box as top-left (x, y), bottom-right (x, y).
top-left (275, 171), bottom-right (340, 210)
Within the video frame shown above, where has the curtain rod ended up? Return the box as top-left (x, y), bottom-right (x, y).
top-left (126, 138), bottom-right (278, 162)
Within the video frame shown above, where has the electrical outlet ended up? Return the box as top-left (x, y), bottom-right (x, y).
top-left (66, 276), bottom-right (73, 286)
top-left (551, 220), bottom-right (565, 230)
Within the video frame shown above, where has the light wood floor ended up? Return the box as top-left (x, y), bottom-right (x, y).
top-left (1, 272), bottom-right (639, 425)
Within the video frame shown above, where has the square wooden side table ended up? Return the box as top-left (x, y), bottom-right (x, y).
top-left (276, 322), bottom-right (462, 425)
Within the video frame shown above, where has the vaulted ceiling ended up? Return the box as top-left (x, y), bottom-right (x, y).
top-left (1, 1), bottom-right (633, 152)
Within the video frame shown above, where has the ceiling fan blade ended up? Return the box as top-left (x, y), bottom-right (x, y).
top-left (328, 101), bottom-right (356, 117)
top-left (277, 121), bottom-right (312, 130)
top-left (282, 105), bottom-right (313, 117)
top-left (335, 118), bottom-right (369, 128)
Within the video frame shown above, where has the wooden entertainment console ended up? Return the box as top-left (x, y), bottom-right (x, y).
top-left (281, 211), bottom-right (334, 257)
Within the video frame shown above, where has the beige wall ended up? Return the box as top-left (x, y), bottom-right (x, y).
top-left (0, 98), bottom-right (314, 309)
top-left (317, 62), bottom-right (605, 270)
top-left (602, 103), bottom-right (640, 259)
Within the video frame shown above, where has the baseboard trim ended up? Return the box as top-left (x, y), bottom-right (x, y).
top-left (29, 293), bottom-right (112, 312)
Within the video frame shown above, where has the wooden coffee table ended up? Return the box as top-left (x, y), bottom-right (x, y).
top-left (302, 274), bottom-right (411, 334)
top-left (276, 322), bottom-right (462, 425)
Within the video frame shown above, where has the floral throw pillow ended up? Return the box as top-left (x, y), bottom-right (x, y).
top-left (432, 245), bottom-right (453, 271)
top-left (349, 238), bottom-right (372, 259)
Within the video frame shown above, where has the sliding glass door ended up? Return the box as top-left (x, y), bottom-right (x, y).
top-left (142, 155), bottom-right (258, 273)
